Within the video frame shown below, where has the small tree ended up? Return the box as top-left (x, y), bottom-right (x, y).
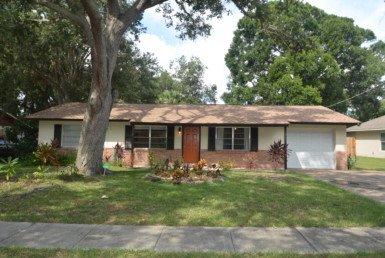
top-left (268, 140), bottom-right (290, 170)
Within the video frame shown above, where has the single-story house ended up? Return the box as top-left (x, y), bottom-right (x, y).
top-left (347, 115), bottom-right (385, 158)
top-left (0, 109), bottom-right (17, 137)
top-left (27, 103), bottom-right (359, 170)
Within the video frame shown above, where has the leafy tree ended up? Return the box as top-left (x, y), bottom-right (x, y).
top-left (0, 2), bottom-right (91, 115)
top-left (31, 0), bottom-right (258, 175)
top-left (112, 39), bottom-right (161, 104)
top-left (157, 56), bottom-right (217, 104)
top-left (223, 0), bottom-right (385, 120)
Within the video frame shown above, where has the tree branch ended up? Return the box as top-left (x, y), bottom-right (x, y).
top-left (231, 1), bottom-right (258, 19)
top-left (34, 0), bottom-right (94, 46)
top-left (108, 0), bottom-right (121, 18)
top-left (120, 0), bottom-right (168, 28)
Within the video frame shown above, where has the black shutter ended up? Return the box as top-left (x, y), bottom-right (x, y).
top-left (125, 125), bottom-right (133, 149)
top-left (250, 127), bottom-right (258, 151)
top-left (208, 127), bottom-right (216, 151)
top-left (167, 125), bottom-right (174, 150)
top-left (54, 124), bottom-right (62, 147)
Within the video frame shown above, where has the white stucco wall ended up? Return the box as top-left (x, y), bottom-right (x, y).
top-left (39, 121), bottom-right (184, 149)
top-left (351, 130), bottom-right (385, 158)
top-left (105, 122), bottom-right (131, 148)
top-left (200, 126), bottom-right (208, 150)
top-left (38, 120), bottom-right (83, 145)
top-left (174, 126), bottom-right (182, 149)
top-left (258, 127), bottom-right (285, 150)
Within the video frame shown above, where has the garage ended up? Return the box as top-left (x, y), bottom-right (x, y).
top-left (287, 129), bottom-right (335, 169)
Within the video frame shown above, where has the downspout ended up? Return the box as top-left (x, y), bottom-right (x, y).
top-left (283, 126), bottom-right (288, 171)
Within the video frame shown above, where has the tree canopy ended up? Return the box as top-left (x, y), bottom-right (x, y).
top-left (157, 56), bottom-right (217, 104)
top-left (223, 0), bottom-right (385, 121)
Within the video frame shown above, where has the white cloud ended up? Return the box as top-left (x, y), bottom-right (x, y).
top-left (138, 4), bottom-right (242, 103)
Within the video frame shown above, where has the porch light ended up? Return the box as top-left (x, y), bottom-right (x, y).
top-left (178, 127), bottom-right (182, 136)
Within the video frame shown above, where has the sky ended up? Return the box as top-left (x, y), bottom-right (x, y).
top-left (138, 0), bottom-right (385, 103)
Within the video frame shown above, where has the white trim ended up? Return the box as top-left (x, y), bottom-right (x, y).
top-left (347, 128), bottom-right (385, 132)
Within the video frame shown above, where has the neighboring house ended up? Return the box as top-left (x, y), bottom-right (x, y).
top-left (347, 115), bottom-right (385, 158)
top-left (0, 109), bottom-right (17, 137)
top-left (27, 103), bottom-right (358, 170)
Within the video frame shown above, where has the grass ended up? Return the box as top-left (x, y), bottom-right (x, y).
top-left (1, 247), bottom-right (385, 258)
top-left (1, 167), bottom-right (385, 227)
top-left (352, 156), bottom-right (385, 171)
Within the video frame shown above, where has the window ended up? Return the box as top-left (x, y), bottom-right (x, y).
top-left (216, 127), bottom-right (249, 150)
top-left (381, 133), bottom-right (385, 151)
top-left (134, 126), bottom-right (167, 149)
top-left (62, 125), bottom-right (81, 147)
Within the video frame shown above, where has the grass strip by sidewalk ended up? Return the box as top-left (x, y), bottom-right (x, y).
top-left (1, 247), bottom-right (385, 258)
top-left (1, 168), bottom-right (385, 227)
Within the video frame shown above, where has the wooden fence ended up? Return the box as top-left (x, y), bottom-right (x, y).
top-left (347, 137), bottom-right (356, 156)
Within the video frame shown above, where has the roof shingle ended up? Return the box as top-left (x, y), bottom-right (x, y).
top-left (347, 115), bottom-right (385, 131)
top-left (26, 102), bottom-right (359, 125)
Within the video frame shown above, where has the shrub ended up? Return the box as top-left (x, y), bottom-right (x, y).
top-left (58, 165), bottom-right (83, 181)
top-left (114, 143), bottom-right (124, 159)
top-left (19, 153), bottom-right (37, 166)
top-left (347, 155), bottom-right (356, 170)
top-left (57, 153), bottom-right (77, 166)
top-left (148, 151), bottom-right (156, 168)
top-left (197, 159), bottom-right (207, 169)
top-left (172, 157), bottom-right (183, 170)
top-left (0, 156), bottom-right (19, 181)
top-left (268, 140), bottom-right (291, 170)
top-left (219, 159), bottom-right (234, 170)
top-left (172, 169), bottom-right (184, 179)
top-left (243, 153), bottom-right (258, 170)
top-left (33, 141), bottom-right (59, 166)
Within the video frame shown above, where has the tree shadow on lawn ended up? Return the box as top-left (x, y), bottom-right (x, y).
top-left (1, 170), bottom-right (385, 227)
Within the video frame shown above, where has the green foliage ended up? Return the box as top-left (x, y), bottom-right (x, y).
top-left (268, 140), bottom-right (290, 170)
top-left (0, 156), bottom-right (19, 181)
top-left (33, 142), bottom-right (59, 166)
top-left (347, 155), bottom-right (356, 170)
top-left (4, 119), bottom-right (38, 159)
top-left (57, 153), bottom-right (77, 166)
top-left (223, 0), bottom-right (385, 121)
top-left (148, 151), bottom-right (156, 169)
top-left (156, 56), bottom-right (217, 104)
top-left (113, 143), bottom-right (124, 162)
top-left (172, 157), bottom-right (183, 170)
top-left (58, 165), bottom-right (83, 181)
top-left (219, 159), bottom-right (235, 170)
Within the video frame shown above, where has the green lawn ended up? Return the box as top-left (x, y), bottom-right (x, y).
top-left (1, 168), bottom-right (385, 227)
top-left (352, 156), bottom-right (385, 171)
top-left (1, 247), bottom-right (385, 258)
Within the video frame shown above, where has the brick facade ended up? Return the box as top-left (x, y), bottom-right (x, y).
top-left (336, 151), bottom-right (348, 170)
top-left (200, 150), bottom-right (281, 169)
top-left (101, 148), bottom-right (280, 169)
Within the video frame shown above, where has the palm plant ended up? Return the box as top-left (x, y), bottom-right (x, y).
top-left (0, 156), bottom-right (19, 181)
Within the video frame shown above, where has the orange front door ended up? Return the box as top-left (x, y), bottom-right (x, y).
top-left (183, 126), bottom-right (200, 163)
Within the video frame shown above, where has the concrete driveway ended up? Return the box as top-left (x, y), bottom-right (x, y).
top-left (295, 170), bottom-right (385, 204)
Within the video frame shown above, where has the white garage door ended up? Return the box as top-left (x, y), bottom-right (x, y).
top-left (287, 130), bottom-right (335, 169)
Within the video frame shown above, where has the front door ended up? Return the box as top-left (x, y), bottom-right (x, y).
top-left (183, 126), bottom-right (200, 163)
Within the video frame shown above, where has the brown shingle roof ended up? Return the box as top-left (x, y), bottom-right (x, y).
top-left (26, 102), bottom-right (359, 125)
top-left (347, 115), bottom-right (385, 132)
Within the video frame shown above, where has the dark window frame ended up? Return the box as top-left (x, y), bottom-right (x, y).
top-left (215, 127), bottom-right (250, 151)
top-left (133, 125), bottom-right (167, 149)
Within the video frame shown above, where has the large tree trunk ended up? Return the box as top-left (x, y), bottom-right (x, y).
top-left (76, 46), bottom-right (114, 175)
top-left (75, 20), bottom-right (120, 176)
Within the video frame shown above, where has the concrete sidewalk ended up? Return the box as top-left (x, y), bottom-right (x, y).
top-left (1, 222), bottom-right (385, 253)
